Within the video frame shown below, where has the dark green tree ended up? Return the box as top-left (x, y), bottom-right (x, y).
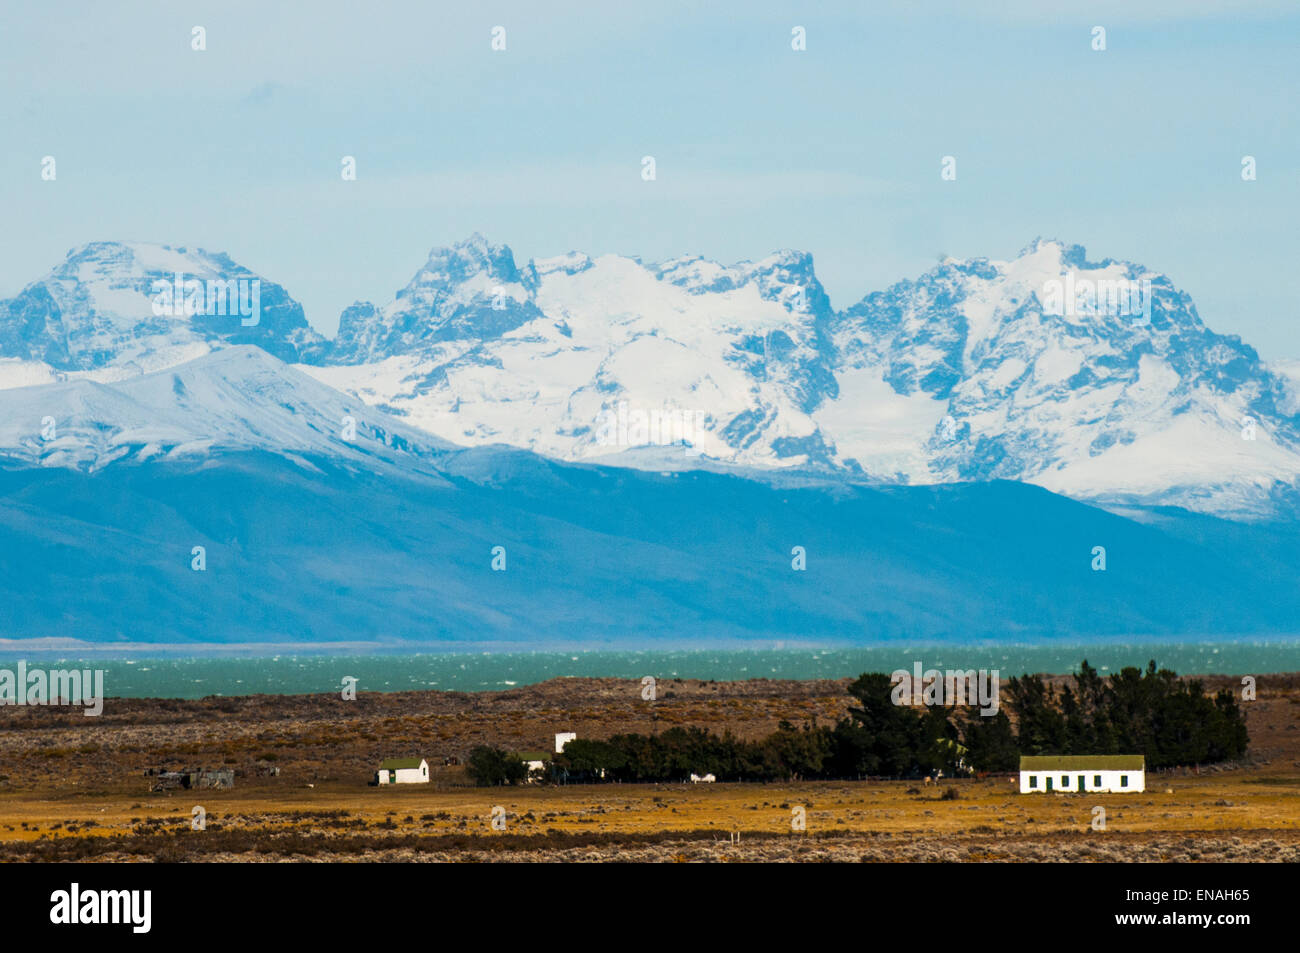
top-left (557, 739), bottom-right (627, 779)
top-left (465, 745), bottom-right (527, 786)
top-left (841, 672), bottom-right (926, 776)
top-left (1005, 674), bottom-right (1067, 754)
top-left (962, 708), bottom-right (1019, 772)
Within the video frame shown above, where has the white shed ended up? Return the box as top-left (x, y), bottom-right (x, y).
top-left (516, 750), bottom-right (551, 783)
top-left (376, 757), bottom-right (429, 784)
top-left (1019, 755), bottom-right (1144, 794)
top-left (555, 731), bottom-right (577, 754)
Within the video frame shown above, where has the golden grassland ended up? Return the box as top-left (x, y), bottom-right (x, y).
top-left (2, 771), bottom-right (1297, 862)
top-left (0, 674), bottom-right (1297, 861)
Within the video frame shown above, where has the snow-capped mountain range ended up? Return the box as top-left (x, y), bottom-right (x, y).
top-left (5, 237), bottom-right (1300, 646)
top-left (2, 236), bottom-right (1297, 520)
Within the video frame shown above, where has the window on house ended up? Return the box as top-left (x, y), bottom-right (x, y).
top-left (1094, 775), bottom-right (1102, 786)
top-left (1121, 775), bottom-right (1129, 787)
top-left (1062, 775), bottom-right (1069, 787)
top-left (1029, 775), bottom-right (1037, 788)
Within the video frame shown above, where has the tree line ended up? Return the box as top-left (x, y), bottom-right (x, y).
top-left (463, 660), bottom-right (1248, 785)
top-left (1008, 659), bottom-right (1248, 769)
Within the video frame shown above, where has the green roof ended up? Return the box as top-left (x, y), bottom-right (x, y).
top-left (379, 758), bottom-right (425, 770)
top-left (1020, 755), bottom-right (1144, 771)
top-left (515, 751), bottom-right (550, 762)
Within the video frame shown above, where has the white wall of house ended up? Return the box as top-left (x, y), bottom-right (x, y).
top-left (1019, 768), bottom-right (1144, 794)
top-left (378, 760), bottom-right (429, 784)
top-left (555, 732), bottom-right (577, 754)
top-left (394, 765), bottom-right (427, 783)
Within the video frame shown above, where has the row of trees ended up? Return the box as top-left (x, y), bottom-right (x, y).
top-left (1008, 660), bottom-right (1248, 769)
top-left (463, 661), bottom-right (1248, 785)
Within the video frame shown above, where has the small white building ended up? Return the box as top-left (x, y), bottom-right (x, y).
top-left (555, 731), bottom-right (577, 754)
top-left (376, 757), bottom-right (429, 785)
top-left (516, 749), bottom-right (550, 783)
top-left (1019, 755), bottom-right (1144, 794)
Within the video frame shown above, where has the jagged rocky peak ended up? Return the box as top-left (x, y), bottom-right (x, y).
top-left (651, 248), bottom-right (832, 316)
top-left (328, 235), bottom-right (546, 364)
top-left (0, 240), bottom-right (324, 372)
top-left (327, 238), bottom-right (840, 365)
top-left (397, 232), bottom-right (537, 303)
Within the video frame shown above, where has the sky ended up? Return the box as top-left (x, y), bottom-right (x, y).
top-left (2, 0), bottom-right (1298, 358)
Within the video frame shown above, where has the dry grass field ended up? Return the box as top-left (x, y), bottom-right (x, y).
top-left (1, 674), bottom-right (1297, 861)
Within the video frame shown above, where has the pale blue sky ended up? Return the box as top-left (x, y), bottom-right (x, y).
top-left (3, 1), bottom-right (1298, 357)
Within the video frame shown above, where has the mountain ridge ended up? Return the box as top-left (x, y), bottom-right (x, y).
top-left (3, 447), bottom-right (1299, 645)
top-left (2, 236), bottom-right (1297, 520)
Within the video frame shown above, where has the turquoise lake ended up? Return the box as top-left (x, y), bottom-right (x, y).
top-left (0, 641), bottom-right (1294, 699)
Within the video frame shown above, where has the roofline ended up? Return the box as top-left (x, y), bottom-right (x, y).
top-left (1019, 755), bottom-right (1145, 770)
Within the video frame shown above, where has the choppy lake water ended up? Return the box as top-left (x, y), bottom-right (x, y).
top-left (1, 641), bottom-right (1294, 699)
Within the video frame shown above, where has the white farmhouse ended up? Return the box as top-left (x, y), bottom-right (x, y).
top-left (376, 757), bottom-right (429, 785)
top-left (1019, 755), bottom-right (1144, 794)
top-left (555, 731), bottom-right (577, 754)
